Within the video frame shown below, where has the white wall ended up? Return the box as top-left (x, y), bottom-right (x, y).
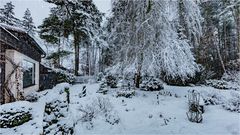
top-left (5, 49), bottom-right (40, 100)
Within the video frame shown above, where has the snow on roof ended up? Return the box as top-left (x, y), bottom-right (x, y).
top-left (0, 23), bottom-right (46, 55)
top-left (0, 23), bottom-right (26, 33)
top-left (1, 26), bottom-right (19, 41)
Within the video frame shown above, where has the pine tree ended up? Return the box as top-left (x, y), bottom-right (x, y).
top-left (0, 2), bottom-right (20, 26)
top-left (44, 0), bottom-right (103, 75)
top-left (42, 0), bottom-right (103, 74)
top-left (39, 7), bottom-right (68, 68)
top-left (22, 8), bottom-right (36, 35)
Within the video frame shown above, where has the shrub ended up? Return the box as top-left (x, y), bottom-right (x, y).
top-left (201, 91), bottom-right (225, 105)
top-left (206, 80), bottom-right (230, 90)
top-left (78, 97), bottom-right (119, 129)
top-left (105, 74), bottom-right (118, 88)
top-left (25, 92), bottom-right (40, 102)
top-left (97, 72), bottom-right (105, 82)
top-left (97, 82), bottom-right (108, 95)
top-left (140, 77), bottom-right (164, 91)
top-left (0, 111), bottom-right (32, 128)
top-left (222, 92), bottom-right (240, 113)
top-left (116, 90), bottom-right (135, 98)
top-left (43, 100), bottom-right (73, 135)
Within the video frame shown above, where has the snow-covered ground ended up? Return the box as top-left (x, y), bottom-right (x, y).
top-left (0, 83), bottom-right (239, 135)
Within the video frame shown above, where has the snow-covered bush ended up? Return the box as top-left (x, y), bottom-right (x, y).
top-left (140, 77), bottom-right (164, 91)
top-left (105, 74), bottom-right (118, 88)
top-left (24, 92), bottom-right (40, 102)
top-left (43, 99), bottom-right (73, 135)
top-left (222, 92), bottom-right (240, 113)
top-left (97, 72), bottom-right (105, 82)
top-left (0, 111), bottom-right (32, 128)
top-left (116, 90), bottom-right (135, 98)
top-left (158, 91), bottom-right (180, 98)
top-left (201, 91), bottom-right (225, 105)
top-left (97, 82), bottom-right (108, 95)
top-left (206, 80), bottom-right (230, 90)
top-left (222, 71), bottom-right (240, 91)
top-left (195, 65), bottom-right (216, 84)
top-left (117, 79), bottom-right (130, 89)
top-left (225, 60), bottom-right (240, 72)
top-left (78, 97), bottom-right (119, 129)
top-left (54, 69), bottom-right (75, 84)
top-left (92, 97), bottom-right (113, 114)
top-left (40, 66), bottom-right (75, 90)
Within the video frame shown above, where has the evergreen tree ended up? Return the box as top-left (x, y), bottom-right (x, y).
top-left (39, 7), bottom-right (68, 68)
top-left (0, 2), bottom-right (20, 26)
top-left (44, 0), bottom-right (103, 75)
top-left (22, 8), bottom-right (36, 35)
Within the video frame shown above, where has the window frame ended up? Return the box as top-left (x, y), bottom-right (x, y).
top-left (22, 59), bottom-right (36, 88)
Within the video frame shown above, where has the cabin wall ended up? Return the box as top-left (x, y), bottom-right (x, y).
top-left (0, 44), bottom-right (6, 104)
top-left (5, 49), bottom-right (39, 102)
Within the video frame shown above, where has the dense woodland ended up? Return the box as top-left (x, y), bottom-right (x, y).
top-left (0, 0), bottom-right (239, 85)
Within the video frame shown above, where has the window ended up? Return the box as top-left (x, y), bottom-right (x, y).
top-left (23, 60), bottom-right (35, 88)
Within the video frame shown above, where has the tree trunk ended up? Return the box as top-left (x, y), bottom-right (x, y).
top-left (236, 6), bottom-right (240, 60)
top-left (217, 28), bottom-right (226, 74)
top-left (86, 43), bottom-right (89, 76)
top-left (57, 37), bottom-right (61, 68)
top-left (74, 34), bottom-right (80, 76)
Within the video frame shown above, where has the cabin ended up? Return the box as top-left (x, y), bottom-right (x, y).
top-left (0, 23), bottom-right (46, 104)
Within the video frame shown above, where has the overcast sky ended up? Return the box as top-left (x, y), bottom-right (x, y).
top-left (0, 0), bottom-right (112, 26)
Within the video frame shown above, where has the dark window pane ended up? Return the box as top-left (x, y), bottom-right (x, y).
top-left (23, 60), bottom-right (35, 88)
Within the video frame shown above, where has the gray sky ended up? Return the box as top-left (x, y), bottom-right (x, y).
top-left (0, 0), bottom-right (112, 26)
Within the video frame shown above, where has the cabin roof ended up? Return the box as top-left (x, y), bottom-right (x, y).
top-left (0, 23), bottom-right (46, 56)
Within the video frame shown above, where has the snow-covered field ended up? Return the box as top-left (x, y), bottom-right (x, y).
top-left (0, 83), bottom-right (239, 135)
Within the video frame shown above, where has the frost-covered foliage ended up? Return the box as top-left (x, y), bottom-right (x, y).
top-left (116, 90), bottom-right (135, 98)
top-left (158, 91), bottom-right (180, 98)
top-left (222, 91), bottom-right (240, 113)
top-left (178, 0), bottom-right (202, 49)
top-left (49, 66), bottom-right (75, 83)
top-left (0, 111), bottom-right (32, 128)
top-left (105, 0), bottom-right (200, 82)
top-left (22, 8), bottom-right (36, 36)
top-left (206, 79), bottom-right (240, 90)
top-left (222, 72), bottom-right (240, 91)
top-left (78, 97), bottom-right (119, 129)
top-left (206, 80), bottom-right (230, 90)
top-left (201, 91), bottom-right (225, 105)
top-left (24, 92), bottom-right (40, 102)
top-left (140, 77), bottom-right (164, 91)
top-left (42, 0), bottom-right (104, 75)
top-left (105, 73), bottom-right (118, 88)
top-left (0, 2), bottom-right (20, 26)
top-left (43, 99), bottom-right (74, 135)
top-left (97, 82), bottom-right (108, 94)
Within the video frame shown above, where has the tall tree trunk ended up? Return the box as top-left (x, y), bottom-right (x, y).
top-left (86, 43), bottom-right (90, 76)
top-left (74, 34), bottom-right (80, 76)
top-left (231, 2), bottom-right (240, 60)
top-left (236, 6), bottom-right (240, 60)
top-left (135, 52), bottom-right (143, 88)
top-left (217, 28), bottom-right (226, 74)
top-left (57, 36), bottom-right (61, 68)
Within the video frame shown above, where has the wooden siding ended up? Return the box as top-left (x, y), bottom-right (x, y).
top-left (0, 27), bottom-right (44, 62)
top-left (0, 43), bottom-right (6, 104)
